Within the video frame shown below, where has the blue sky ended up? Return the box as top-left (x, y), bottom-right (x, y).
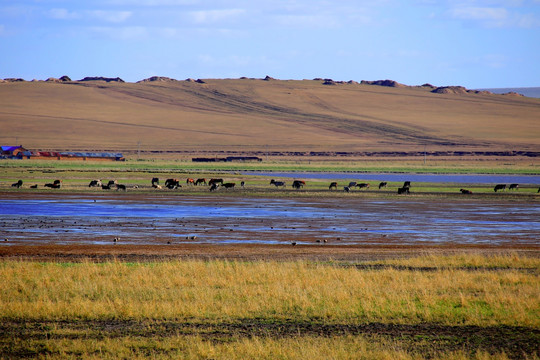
top-left (1, 0), bottom-right (539, 88)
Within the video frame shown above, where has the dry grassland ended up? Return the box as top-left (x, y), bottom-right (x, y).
top-left (0, 254), bottom-right (538, 359)
top-left (1, 79), bottom-right (539, 156)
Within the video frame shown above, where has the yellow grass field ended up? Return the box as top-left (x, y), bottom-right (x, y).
top-left (1, 79), bottom-right (539, 157)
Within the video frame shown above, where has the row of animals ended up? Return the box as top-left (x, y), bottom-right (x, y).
top-left (9, 178), bottom-right (531, 193)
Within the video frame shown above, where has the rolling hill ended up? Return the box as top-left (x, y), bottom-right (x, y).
top-left (1, 77), bottom-right (539, 157)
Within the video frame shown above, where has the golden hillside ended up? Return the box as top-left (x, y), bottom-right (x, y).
top-left (1, 78), bottom-right (539, 156)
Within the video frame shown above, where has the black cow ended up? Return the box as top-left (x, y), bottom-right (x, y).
top-left (460, 189), bottom-right (473, 194)
top-left (89, 180), bottom-right (102, 187)
top-left (209, 183), bottom-right (219, 191)
top-left (397, 187), bottom-right (410, 194)
top-left (45, 183), bottom-right (61, 189)
top-left (107, 180), bottom-right (117, 187)
top-left (509, 184), bottom-right (519, 191)
top-left (11, 180), bottom-right (23, 188)
top-left (494, 184), bottom-right (506, 192)
top-left (270, 179), bottom-right (286, 188)
top-left (165, 178), bottom-right (181, 189)
top-left (348, 181), bottom-right (357, 188)
top-left (378, 182), bottom-right (387, 189)
top-left (292, 180), bottom-right (305, 189)
top-left (151, 177), bottom-right (159, 186)
top-left (222, 182), bottom-right (236, 189)
top-left (343, 186), bottom-right (350, 192)
top-left (356, 183), bottom-right (369, 190)
top-left (329, 182), bottom-right (338, 190)
top-left (116, 184), bottom-right (126, 191)
top-left (403, 181), bottom-right (411, 188)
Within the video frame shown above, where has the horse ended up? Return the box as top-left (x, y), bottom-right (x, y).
top-left (209, 178), bottom-right (224, 186)
top-left (89, 180), bottom-right (102, 187)
top-left (11, 180), bottom-right (23, 188)
top-left (195, 178), bottom-right (207, 186)
top-left (397, 187), bottom-right (410, 194)
top-left (460, 189), bottom-right (473, 194)
top-left (329, 182), bottom-right (338, 190)
top-left (292, 180), bottom-right (305, 189)
top-left (222, 182), bottom-right (236, 189)
top-left (356, 183), bottom-right (369, 190)
top-left (378, 182), bottom-right (387, 189)
top-left (186, 178), bottom-right (195, 185)
top-left (494, 184), bottom-right (506, 192)
top-left (509, 184), bottom-right (519, 191)
top-left (270, 179), bottom-right (286, 188)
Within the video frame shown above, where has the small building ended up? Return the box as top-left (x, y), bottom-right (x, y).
top-left (0, 146), bottom-right (30, 159)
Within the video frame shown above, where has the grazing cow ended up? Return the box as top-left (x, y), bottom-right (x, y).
top-left (509, 184), bottom-right (519, 191)
top-left (356, 183), bottom-right (369, 190)
top-left (209, 183), bottom-right (219, 191)
top-left (460, 189), bottom-right (473, 194)
top-left (397, 187), bottom-right (410, 194)
top-left (329, 182), bottom-right (338, 190)
top-left (270, 179), bottom-right (286, 188)
top-left (222, 182), bottom-right (236, 189)
top-left (186, 178), bottom-right (195, 185)
top-left (116, 184), bottom-right (126, 191)
top-left (107, 180), bottom-right (117, 187)
top-left (343, 186), bottom-right (350, 192)
top-left (151, 177), bottom-right (159, 186)
top-left (53, 179), bottom-right (62, 185)
top-left (11, 180), bottom-right (23, 188)
top-left (88, 180), bottom-right (102, 187)
top-left (378, 182), bottom-right (387, 189)
top-left (101, 184), bottom-right (111, 190)
top-left (208, 178), bottom-right (224, 186)
top-left (494, 184), bottom-right (506, 192)
top-left (165, 178), bottom-right (181, 189)
top-left (403, 181), bottom-right (411, 188)
top-left (292, 180), bottom-right (305, 189)
top-left (195, 178), bottom-right (207, 186)
top-left (348, 181), bottom-right (357, 188)
top-left (241, 181), bottom-right (245, 188)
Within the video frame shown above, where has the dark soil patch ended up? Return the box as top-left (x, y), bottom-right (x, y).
top-left (1, 319), bottom-right (538, 359)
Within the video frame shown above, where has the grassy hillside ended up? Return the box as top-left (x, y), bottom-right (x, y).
top-left (1, 78), bottom-right (539, 156)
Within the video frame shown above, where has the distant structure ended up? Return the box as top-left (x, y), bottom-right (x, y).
top-left (0, 145), bottom-right (124, 161)
top-left (192, 156), bottom-right (262, 162)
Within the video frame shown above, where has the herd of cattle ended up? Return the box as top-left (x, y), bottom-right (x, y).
top-left (9, 178), bottom-right (537, 194)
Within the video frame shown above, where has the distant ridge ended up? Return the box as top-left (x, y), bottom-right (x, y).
top-left (477, 87), bottom-right (540, 99)
top-left (2, 75), bottom-right (539, 98)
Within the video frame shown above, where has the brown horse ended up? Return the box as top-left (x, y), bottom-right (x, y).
top-left (186, 178), bottom-right (195, 185)
top-left (195, 178), bottom-right (207, 186)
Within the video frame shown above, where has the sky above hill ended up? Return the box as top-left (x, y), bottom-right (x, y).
top-left (1, 0), bottom-right (539, 88)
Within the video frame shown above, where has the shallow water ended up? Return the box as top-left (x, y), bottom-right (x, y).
top-left (1, 197), bottom-right (538, 246)
top-left (242, 172), bottom-right (540, 185)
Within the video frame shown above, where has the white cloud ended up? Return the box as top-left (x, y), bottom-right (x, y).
top-left (188, 9), bottom-right (246, 24)
top-left (447, 4), bottom-right (540, 27)
top-left (89, 26), bottom-right (148, 40)
top-left (88, 10), bottom-right (132, 23)
top-left (450, 6), bottom-right (508, 21)
top-left (47, 8), bottom-right (80, 20)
